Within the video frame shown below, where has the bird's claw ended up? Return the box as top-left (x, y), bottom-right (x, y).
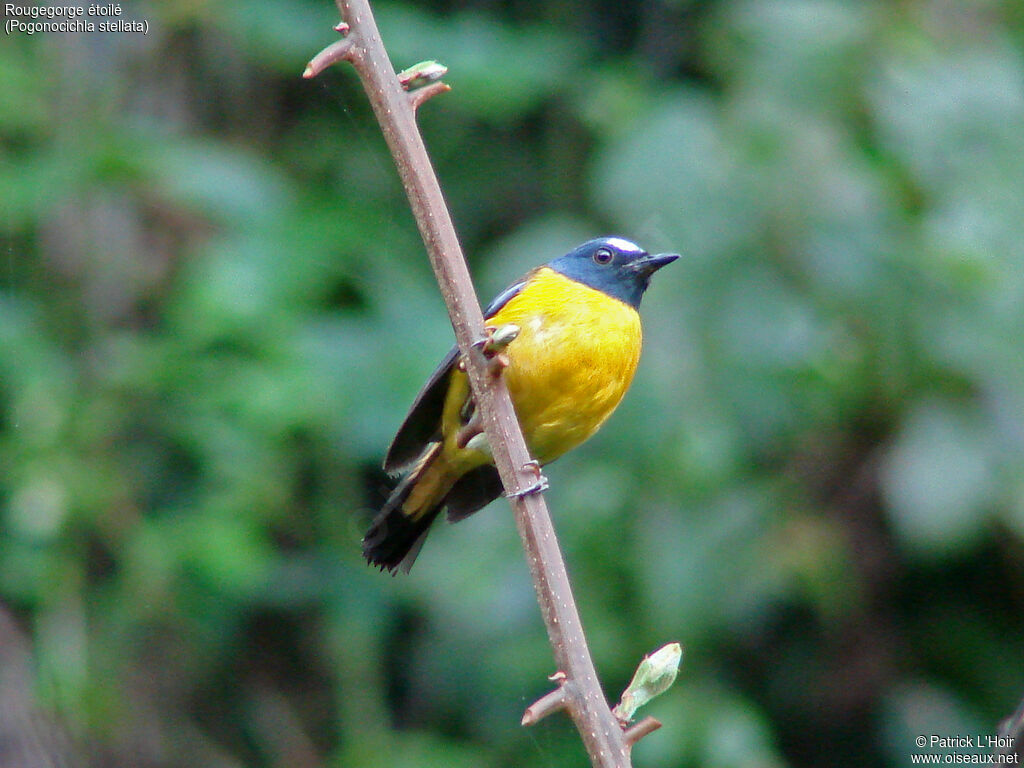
top-left (508, 460), bottom-right (549, 498)
top-left (455, 411), bottom-right (483, 449)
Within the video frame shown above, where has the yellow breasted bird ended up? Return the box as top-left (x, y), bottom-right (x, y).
top-left (363, 237), bottom-right (678, 572)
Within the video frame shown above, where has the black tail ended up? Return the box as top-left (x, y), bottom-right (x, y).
top-left (362, 451), bottom-right (505, 573)
top-left (362, 501), bottom-right (440, 574)
top-left (362, 446), bottom-right (442, 573)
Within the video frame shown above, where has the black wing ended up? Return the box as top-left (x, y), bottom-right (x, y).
top-left (382, 277), bottom-right (529, 473)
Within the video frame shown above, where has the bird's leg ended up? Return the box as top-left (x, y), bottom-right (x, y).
top-left (455, 408), bottom-right (483, 449)
top-left (454, 397), bottom-right (491, 454)
top-left (508, 459), bottom-right (549, 498)
top-left (455, 323), bottom-right (520, 452)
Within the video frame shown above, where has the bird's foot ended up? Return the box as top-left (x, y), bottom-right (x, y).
top-left (508, 460), bottom-right (549, 498)
top-left (455, 411), bottom-right (484, 449)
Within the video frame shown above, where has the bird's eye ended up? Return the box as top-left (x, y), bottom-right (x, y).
top-left (593, 247), bottom-right (614, 265)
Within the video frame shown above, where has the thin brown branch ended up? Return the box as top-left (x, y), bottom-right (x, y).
top-left (408, 81), bottom-right (451, 112)
top-left (623, 717), bottom-right (662, 748)
top-left (521, 684), bottom-right (569, 726)
top-left (303, 37), bottom-right (357, 79)
top-left (309, 1), bottom-right (634, 765)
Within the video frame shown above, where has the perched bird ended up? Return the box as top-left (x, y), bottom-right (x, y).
top-left (363, 237), bottom-right (678, 572)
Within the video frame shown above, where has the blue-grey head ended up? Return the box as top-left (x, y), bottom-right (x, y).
top-left (547, 237), bottom-right (679, 309)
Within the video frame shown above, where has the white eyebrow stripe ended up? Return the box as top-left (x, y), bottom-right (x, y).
top-left (604, 237), bottom-right (644, 253)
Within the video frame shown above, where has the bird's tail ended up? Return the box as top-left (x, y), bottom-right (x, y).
top-left (362, 444), bottom-right (451, 573)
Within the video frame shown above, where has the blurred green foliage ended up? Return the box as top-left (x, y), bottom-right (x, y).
top-left (3, 0), bottom-right (1024, 766)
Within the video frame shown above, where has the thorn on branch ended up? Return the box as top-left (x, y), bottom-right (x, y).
top-left (408, 81), bottom-right (452, 113)
top-left (522, 678), bottom-right (569, 726)
top-left (303, 37), bottom-right (357, 79)
top-left (623, 717), bottom-right (662, 747)
top-left (333, 20), bottom-right (350, 33)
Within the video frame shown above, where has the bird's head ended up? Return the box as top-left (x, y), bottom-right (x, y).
top-left (548, 237), bottom-right (679, 308)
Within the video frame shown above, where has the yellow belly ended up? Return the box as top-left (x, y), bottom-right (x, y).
top-left (483, 267), bottom-right (642, 463)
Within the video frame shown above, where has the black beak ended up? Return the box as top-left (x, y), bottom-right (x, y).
top-left (629, 252), bottom-right (680, 277)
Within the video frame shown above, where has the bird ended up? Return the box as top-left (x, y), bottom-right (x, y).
top-left (362, 236), bottom-right (678, 572)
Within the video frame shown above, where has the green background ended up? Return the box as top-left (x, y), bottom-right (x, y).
top-left (3, 0), bottom-right (1024, 766)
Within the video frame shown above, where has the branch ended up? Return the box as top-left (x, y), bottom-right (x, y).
top-left (521, 678), bottom-right (568, 726)
top-left (623, 717), bottom-right (662, 747)
top-left (303, 37), bottom-right (355, 79)
top-left (305, 4), bottom-right (647, 765)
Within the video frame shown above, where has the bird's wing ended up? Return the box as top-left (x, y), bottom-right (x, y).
top-left (382, 276), bottom-right (529, 473)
